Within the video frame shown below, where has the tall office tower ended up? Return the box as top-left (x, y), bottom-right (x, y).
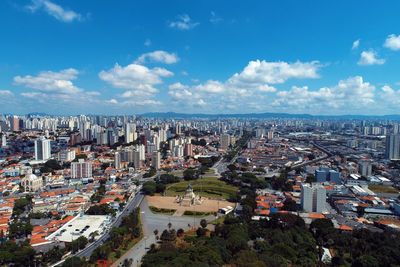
top-left (10, 116), bottom-right (19, 132)
top-left (220, 133), bottom-right (231, 149)
top-left (386, 134), bottom-right (400, 160)
top-left (107, 128), bottom-right (118, 146)
top-left (151, 151), bottom-right (161, 170)
top-left (301, 183), bottom-right (326, 213)
top-left (114, 152), bottom-right (121, 169)
top-left (146, 143), bottom-right (156, 154)
top-left (34, 137), bottom-right (51, 161)
top-left (133, 150), bottom-right (142, 169)
top-left (71, 159), bottom-right (92, 179)
top-left (359, 160), bottom-right (372, 177)
top-left (184, 143), bottom-right (193, 157)
top-left (124, 123), bottom-right (136, 144)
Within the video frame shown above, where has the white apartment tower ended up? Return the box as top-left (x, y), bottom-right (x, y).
top-left (301, 183), bottom-right (326, 213)
top-left (35, 136), bottom-right (51, 161)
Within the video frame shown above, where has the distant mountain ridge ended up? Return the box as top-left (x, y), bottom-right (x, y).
top-left (141, 112), bottom-right (400, 120)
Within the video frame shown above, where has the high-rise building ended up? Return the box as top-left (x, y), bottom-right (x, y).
top-left (386, 134), bottom-right (400, 160)
top-left (151, 151), bottom-right (161, 170)
top-left (115, 152), bottom-right (121, 169)
top-left (359, 160), bottom-right (372, 177)
top-left (34, 137), bottom-right (51, 161)
top-left (0, 134), bottom-right (6, 147)
top-left (220, 134), bottom-right (231, 149)
top-left (124, 123), bottom-right (136, 144)
top-left (71, 159), bottom-right (92, 179)
top-left (133, 151), bottom-right (142, 169)
top-left (184, 143), bottom-right (193, 157)
top-left (301, 183), bottom-right (326, 213)
top-left (10, 116), bottom-right (20, 132)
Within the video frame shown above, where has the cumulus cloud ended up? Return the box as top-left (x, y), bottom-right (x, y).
top-left (14, 68), bottom-right (81, 94)
top-left (273, 76), bottom-right (375, 111)
top-left (167, 59), bottom-right (320, 111)
top-left (352, 39), bottom-right (360, 50)
top-left (26, 0), bottom-right (82, 22)
top-left (228, 60), bottom-right (321, 85)
top-left (135, 50), bottom-right (179, 64)
top-left (99, 62), bottom-right (173, 106)
top-left (169, 14), bottom-right (199, 30)
top-left (384, 34), bottom-right (400, 51)
top-left (358, 50), bottom-right (385, 66)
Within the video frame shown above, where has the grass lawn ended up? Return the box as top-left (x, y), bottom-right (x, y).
top-left (369, 184), bottom-right (399, 194)
top-left (164, 177), bottom-right (238, 200)
top-left (149, 206), bottom-right (176, 215)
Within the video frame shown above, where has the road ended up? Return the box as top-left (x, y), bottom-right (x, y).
top-left (50, 185), bottom-right (144, 266)
top-left (112, 197), bottom-right (215, 267)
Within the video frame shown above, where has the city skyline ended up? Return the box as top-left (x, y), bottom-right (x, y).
top-left (1, 1), bottom-right (400, 115)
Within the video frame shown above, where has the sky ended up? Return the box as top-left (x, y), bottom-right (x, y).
top-left (1, 0), bottom-right (400, 115)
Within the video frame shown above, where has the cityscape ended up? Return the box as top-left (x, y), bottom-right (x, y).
top-left (1, 1), bottom-right (400, 267)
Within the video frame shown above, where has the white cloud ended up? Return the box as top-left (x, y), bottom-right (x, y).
top-left (0, 90), bottom-right (13, 96)
top-left (26, 0), bottom-right (82, 22)
top-left (384, 34), bottom-right (400, 51)
top-left (14, 68), bottom-right (81, 94)
top-left (100, 62), bottom-right (173, 107)
top-left (352, 39), bottom-right (360, 50)
top-left (99, 63), bottom-right (173, 92)
top-left (210, 11), bottom-right (223, 24)
top-left (358, 50), bottom-right (385, 66)
top-left (273, 76), bottom-right (375, 111)
top-left (169, 14), bottom-right (199, 30)
top-left (380, 85), bottom-right (400, 106)
top-left (195, 80), bottom-right (225, 93)
top-left (106, 99), bottom-right (118, 105)
top-left (136, 50), bottom-right (179, 64)
top-left (228, 60), bottom-right (321, 85)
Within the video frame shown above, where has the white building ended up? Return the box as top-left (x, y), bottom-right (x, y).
top-left (58, 149), bottom-right (76, 162)
top-left (301, 183), bottom-right (326, 213)
top-left (71, 159), bottom-right (92, 179)
top-left (35, 136), bottom-right (51, 161)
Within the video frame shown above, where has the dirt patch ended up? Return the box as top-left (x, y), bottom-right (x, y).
top-left (146, 196), bottom-right (235, 213)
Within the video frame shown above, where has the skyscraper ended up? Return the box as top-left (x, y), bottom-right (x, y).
top-left (385, 134), bottom-right (400, 160)
top-left (34, 137), bottom-right (51, 161)
top-left (220, 134), bottom-right (231, 149)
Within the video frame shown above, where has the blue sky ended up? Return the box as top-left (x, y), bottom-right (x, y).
top-left (1, 0), bottom-right (400, 115)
